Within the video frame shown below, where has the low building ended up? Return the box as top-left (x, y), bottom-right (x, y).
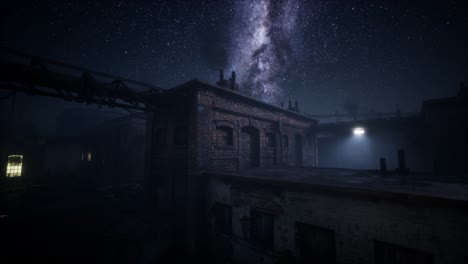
top-left (1, 111), bottom-right (145, 186)
top-left (206, 167), bottom-right (468, 264)
top-left (145, 75), bottom-right (318, 254)
top-left (316, 83), bottom-right (467, 183)
top-left (145, 75), bottom-right (468, 262)
top-left (421, 83), bottom-right (467, 181)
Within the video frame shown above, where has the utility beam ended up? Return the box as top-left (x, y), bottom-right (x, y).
top-left (0, 47), bottom-right (161, 111)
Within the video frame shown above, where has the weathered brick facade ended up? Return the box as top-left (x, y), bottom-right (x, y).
top-left (206, 170), bottom-right (468, 264)
top-left (144, 79), bottom-right (318, 255)
top-left (144, 79), bottom-right (468, 263)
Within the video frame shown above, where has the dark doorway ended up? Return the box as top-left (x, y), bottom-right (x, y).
top-left (251, 209), bottom-right (274, 249)
top-left (294, 134), bottom-right (303, 166)
top-left (297, 223), bottom-right (336, 264)
top-left (374, 240), bottom-right (434, 264)
top-left (241, 126), bottom-right (260, 168)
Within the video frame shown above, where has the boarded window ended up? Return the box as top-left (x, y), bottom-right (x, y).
top-left (266, 132), bottom-right (276, 148)
top-left (216, 126), bottom-right (233, 147)
top-left (6, 155), bottom-right (23, 177)
top-left (374, 240), bottom-right (434, 264)
top-left (251, 209), bottom-right (274, 249)
top-left (283, 135), bottom-right (289, 148)
top-left (174, 126), bottom-right (188, 146)
top-left (214, 203), bottom-right (232, 235)
top-left (296, 223), bottom-right (336, 264)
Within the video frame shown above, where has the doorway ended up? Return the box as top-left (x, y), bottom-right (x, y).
top-left (294, 134), bottom-right (303, 167)
top-left (241, 126), bottom-right (260, 168)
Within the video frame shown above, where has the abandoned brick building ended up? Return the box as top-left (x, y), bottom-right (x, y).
top-left (145, 71), bottom-right (468, 264)
top-left (145, 71), bottom-right (318, 253)
top-left (1, 48), bottom-right (467, 263)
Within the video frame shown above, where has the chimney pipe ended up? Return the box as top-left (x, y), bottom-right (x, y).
top-left (295, 101), bottom-right (299, 112)
top-left (397, 149), bottom-right (407, 185)
top-left (230, 71), bottom-right (236, 90)
top-left (288, 100), bottom-right (292, 110)
top-left (398, 149), bottom-right (406, 171)
top-left (280, 102), bottom-right (284, 108)
top-left (219, 69), bottom-right (224, 82)
top-left (379, 158), bottom-right (387, 175)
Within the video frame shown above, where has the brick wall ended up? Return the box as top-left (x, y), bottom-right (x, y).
top-left (145, 80), bottom-right (318, 255)
top-left (193, 83), bottom-right (317, 171)
top-left (207, 177), bottom-right (468, 264)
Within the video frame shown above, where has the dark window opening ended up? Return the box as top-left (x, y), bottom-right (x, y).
top-left (216, 126), bottom-right (233, 147)
top-left (374, 240), bottom-right (434, 264)
top-left (213, 203), bottom-right (232, 235)
top-left (156, 128), bottom-right (167, 146)
top-left (174, 126), bottom-right (188, 146)
top-left (266, 132), bottom-right (276, 148)
top-left (241, 126), bottom-right (260, 168)
top-left (250, 209), bottom-right (274, 249)
top-left (294, 134), bottom-right (303, 166)
top-left (283, 135), bottom-right (289, 148)
top-left (307, 135), bottom-right (313, 148)
top-left (296, 223), bottom-right (336, 264)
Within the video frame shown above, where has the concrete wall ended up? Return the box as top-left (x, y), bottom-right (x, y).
top-left (207, 177), bottom-right (468, 264)
top-left (422, 98), bottom-right (467, 182)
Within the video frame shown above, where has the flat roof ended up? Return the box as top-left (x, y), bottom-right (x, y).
top-left (206, 167), bottom-right (468, 206)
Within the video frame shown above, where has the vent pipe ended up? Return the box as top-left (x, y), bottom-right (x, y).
top-left (379, 158), bottom-right (387, 175)
top-left (397, 149), bottom-right (408, 185)
top-left (230, 71), bottom-right (236, 90)
top-left (219, 69), bottom-right (224, 82)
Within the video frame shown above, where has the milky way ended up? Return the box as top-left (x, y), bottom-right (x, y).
top-left (230, 0), bottom-right (301, 103)
top-left (2, 0), bottom-right (465, 114)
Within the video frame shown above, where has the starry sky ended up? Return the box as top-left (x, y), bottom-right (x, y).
top-left (1, 0), bottom-right (467, 115)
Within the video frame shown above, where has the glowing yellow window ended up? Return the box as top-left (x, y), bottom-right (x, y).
top-left (6, 155), bottom-right (23, 177)
top-left (82, 152), bottom-right (92, 162)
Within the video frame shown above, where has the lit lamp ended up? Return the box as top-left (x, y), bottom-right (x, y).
top-left (353, 127), bottom-right (365, 136)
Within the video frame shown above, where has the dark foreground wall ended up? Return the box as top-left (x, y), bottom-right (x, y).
top-left (206, 175), bottom-right (468, 264)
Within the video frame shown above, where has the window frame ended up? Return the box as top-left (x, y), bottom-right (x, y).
top-left (6, 154), bottom-right (23, 178)
top-left (216, 126), bottom-right (234, 148)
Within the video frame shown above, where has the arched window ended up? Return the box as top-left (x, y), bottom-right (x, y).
top-left (216, 126), bottom-right (233, 147)
top-left (266, 132), bottom-right (276, 148)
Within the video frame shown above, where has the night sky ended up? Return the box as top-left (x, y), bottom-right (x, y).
top-left (1, 0), bottom-right (467, 115)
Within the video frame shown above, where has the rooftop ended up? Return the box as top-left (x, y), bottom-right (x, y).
top-left (169, 79), bottom-right (317, 123)
top-left (206, 167), bottom-right (468, 206)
